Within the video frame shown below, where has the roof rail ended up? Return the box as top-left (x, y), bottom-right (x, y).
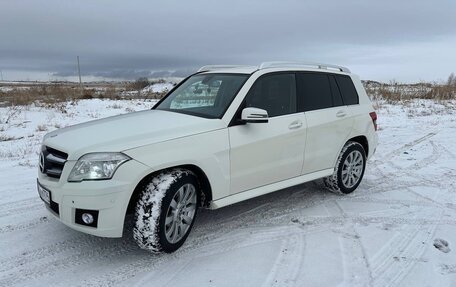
top-left (259, 61), bottom-right (350, 73)
top-left (197, 65), bottom-right (255, 72)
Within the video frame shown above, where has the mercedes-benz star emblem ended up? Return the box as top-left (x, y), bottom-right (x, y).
top-left (39, 152), bottom-right (45, 173)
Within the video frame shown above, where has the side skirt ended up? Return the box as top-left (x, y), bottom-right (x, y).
top-left (210, 168), bottom-right (334, 209)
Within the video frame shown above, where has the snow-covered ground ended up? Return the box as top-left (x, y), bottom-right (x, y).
top-left (142, 82), bottom-right (174, 93)
top-left (120, 82), bottom-right (175, 97)
top-left (0, 99), bottom-right (455, 287)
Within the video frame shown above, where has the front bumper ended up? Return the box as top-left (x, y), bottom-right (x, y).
top-left (37, 159), bottom-right (151, 237)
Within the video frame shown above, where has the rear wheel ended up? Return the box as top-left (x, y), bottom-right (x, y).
top-left (324, 141), bottom-right (366, 194)
top-left (133, 169), bottom-right (200, 253)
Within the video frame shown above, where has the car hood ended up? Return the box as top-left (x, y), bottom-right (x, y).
top-left (43, 110), bottom-right (225, 160)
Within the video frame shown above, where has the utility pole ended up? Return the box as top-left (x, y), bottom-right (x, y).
top-left (77, 56), bottom-right (83, 95)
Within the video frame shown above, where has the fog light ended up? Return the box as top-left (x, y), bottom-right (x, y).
top-left (82, 213), bottom-right (94, 224)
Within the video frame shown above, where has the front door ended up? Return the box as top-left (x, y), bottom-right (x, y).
top-left (229, 73), bottom-right (307, 194)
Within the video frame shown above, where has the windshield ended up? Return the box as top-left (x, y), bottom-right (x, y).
top-left (155, 73), bottom-right (249, 118)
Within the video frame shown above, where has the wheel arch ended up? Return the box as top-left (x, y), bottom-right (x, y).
top-left (347, 135), bottom-right (369, 157)
top-left (126, 164), bottom-right (213, 215)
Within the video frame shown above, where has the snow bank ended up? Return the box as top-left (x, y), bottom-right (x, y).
top-left (142, 83), bottom-right (174, 94)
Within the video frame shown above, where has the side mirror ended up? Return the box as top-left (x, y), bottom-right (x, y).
top-left (241, 107), bottom-right (268, 123)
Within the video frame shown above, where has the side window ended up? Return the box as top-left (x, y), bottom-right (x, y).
top-left (335, 75), bottom-right (359, 105)
top-left (245, 73), bottom-right (297, 117)
top-left (329, 75), bottom-right (344, 107)
top-left (296, 73), bottom-right (332, 112)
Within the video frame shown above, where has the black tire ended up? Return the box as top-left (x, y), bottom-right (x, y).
top-left (324, 141), bottom-right (366, 194)
top-left (133, 169), bottom-right (200, 253)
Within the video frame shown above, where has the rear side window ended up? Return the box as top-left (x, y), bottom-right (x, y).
top-left (245, 73), bottom-right (296, 117)
top-left (335, 75), bottom-right (359, 105)
top-left (296, 73), bottom-right (332, 112)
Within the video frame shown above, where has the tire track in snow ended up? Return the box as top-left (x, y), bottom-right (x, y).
top-left (0, 197), bottom-right (38, 209)
top-left (284, 214), bottom-right (456, 227)
top-left (359, 138), bottom-right (449, 206)
top-left (371, 220), bottom-right (438, 287)
top-left (88, 221), bottom-right (332, 287)
top-left (200, 201), bottom-right (273, 227)
top-left (351, 135), bottom-right (446, 287)
top-left (339, 196), bottom-right (440, 209)
top-left (0, 232), bottom-right (114, 274)
top-left (438, 143), bottom-right (456, 159)
top-left (0, 215), bottom-right (54, 234)
top-left (369, 130), bottom-right (438, 175)
top-left (370, 140), bottom-right (441, 184)
top-left (333, 201), bottom-right (374, 287)
top-left (0, 197), bottom-right (42, 218)
top-left (192, 188), bottom-right (331, 245)
top-left (404, 187), bottom-right (456, 213)
top-left (378, 132), bottom-right (437, 163)
top-left (261, 234), bottom-right (306, 287)
top-left (0, 237), bottom-right (142, 286)
top-left (82, 226), bottom-right (310, 287)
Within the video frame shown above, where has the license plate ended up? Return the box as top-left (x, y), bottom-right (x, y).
top-left (37, 181), bottom-right (51, 205)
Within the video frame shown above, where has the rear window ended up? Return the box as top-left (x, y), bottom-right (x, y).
top-left (335, 75), bottom-right (359, 105)
top-left (296, 73), bottom-right (332, 112)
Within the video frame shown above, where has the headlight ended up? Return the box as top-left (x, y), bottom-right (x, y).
top-left (68, 153), bottom-right (131, 182)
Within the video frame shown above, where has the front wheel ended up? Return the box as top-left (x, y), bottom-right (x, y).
top-left (133, 169), bottom-right (200, 253)
top-left (324, 141), bottom-right (366, 194)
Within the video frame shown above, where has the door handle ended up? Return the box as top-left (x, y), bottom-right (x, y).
top-left (288, 120), bottom-right (303, 129)
top-left (336, 110), bottom-right (347, 117)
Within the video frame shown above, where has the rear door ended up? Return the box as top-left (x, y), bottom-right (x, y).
top-left (297, 72), bottom-right (354, 174)
top-left (229, 73), bottom-right (307, 194)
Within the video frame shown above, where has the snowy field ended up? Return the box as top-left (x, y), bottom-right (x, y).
top-left (0, 99), bottom-right (455, 287)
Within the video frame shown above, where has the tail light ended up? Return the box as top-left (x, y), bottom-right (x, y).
top-left (369, 112), bottom-right (378, 131)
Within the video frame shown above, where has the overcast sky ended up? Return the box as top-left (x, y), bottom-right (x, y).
top-left (1, 0), bottom-right (455, 82)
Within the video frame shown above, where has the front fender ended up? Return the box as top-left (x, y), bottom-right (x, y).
top-left (123, 129), bottom-right (230, 201)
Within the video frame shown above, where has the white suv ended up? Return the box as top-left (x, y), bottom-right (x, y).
top-left (37, 62), bottom-right (378, 253)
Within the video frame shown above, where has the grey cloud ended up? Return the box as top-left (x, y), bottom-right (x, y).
top-left (53, 69), bottom-right (193, 80)
top-left (0, 0), bottom-right (455, 81)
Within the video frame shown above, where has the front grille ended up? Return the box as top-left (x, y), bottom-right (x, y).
top-left (40, 146), bottom-right (68, 179)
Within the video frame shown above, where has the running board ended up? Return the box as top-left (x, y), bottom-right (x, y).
top-left (210, 168), bottom-right (334, 209)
